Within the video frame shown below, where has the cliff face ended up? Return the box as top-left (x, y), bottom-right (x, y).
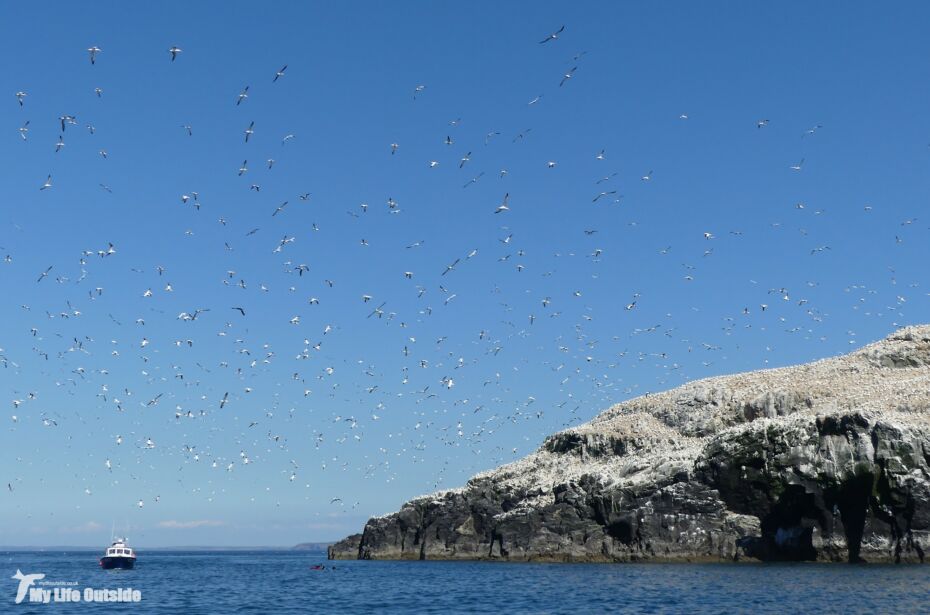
top-left (329, 326), bottom-right (930, 563)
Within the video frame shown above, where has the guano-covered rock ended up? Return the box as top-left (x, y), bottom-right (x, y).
top-left (329, 326), bottom-right (930, 563)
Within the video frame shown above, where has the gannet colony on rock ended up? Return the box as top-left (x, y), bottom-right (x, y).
top-left (330, 326), bottom-right (930, 563)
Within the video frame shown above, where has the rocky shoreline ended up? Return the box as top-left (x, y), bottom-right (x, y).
top-left (329, 326), bottom-right (930, 563)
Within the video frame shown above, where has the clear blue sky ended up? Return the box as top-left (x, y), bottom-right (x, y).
top-left (1, 1), bottom-right (928, 546)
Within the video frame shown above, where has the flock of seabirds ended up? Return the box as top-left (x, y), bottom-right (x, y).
top-left (2, 25), bottom-right (926, 532)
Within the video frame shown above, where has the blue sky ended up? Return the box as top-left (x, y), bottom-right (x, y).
top-left (1, 1), bottom-right (928, 546)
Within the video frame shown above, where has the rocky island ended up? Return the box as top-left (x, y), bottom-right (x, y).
top-left (329, 326), bottom-right (930, 563)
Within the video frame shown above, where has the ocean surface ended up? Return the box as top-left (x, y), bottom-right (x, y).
top-left (3, 550), bottom-right (929, 614)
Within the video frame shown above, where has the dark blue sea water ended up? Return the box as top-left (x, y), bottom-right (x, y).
top-left (3, 550), bottom-right (928, 614)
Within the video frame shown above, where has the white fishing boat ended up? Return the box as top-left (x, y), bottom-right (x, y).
top-left (100, 537), bottom-right (136, 570)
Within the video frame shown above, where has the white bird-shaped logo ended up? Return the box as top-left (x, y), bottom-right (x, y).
top-left (12, 570), bottom-right (45, 604)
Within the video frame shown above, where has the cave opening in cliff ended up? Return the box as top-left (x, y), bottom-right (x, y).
top-left (833, 472), bottom-right (874, 564)
top-left (761, 485), bottom-right (821, 561)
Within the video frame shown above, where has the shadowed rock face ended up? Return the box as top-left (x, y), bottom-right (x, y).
top-left (329, 326), bottom-right (930, 563)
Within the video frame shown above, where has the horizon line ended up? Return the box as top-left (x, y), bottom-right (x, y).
top-left (0, 543), bottom-right (334, 550)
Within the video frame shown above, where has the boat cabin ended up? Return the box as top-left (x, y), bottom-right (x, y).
top-left (106, 541), bottom-right (135, 558)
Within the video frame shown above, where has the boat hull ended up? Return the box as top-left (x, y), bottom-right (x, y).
top-left (100, 556), bottom-right (135, 570)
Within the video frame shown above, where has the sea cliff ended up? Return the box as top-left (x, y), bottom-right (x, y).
top-left (330, 326), bottom-right (930, 563)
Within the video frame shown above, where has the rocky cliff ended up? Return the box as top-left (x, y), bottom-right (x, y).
top-left (329, 326), bottom-right (930, 563)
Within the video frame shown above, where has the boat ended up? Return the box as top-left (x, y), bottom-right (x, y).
top-left (99, 538), bottom-right (136, 570)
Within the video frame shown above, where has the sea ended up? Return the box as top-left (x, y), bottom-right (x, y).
top-left (3, 550), bottom-right (928, 614)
